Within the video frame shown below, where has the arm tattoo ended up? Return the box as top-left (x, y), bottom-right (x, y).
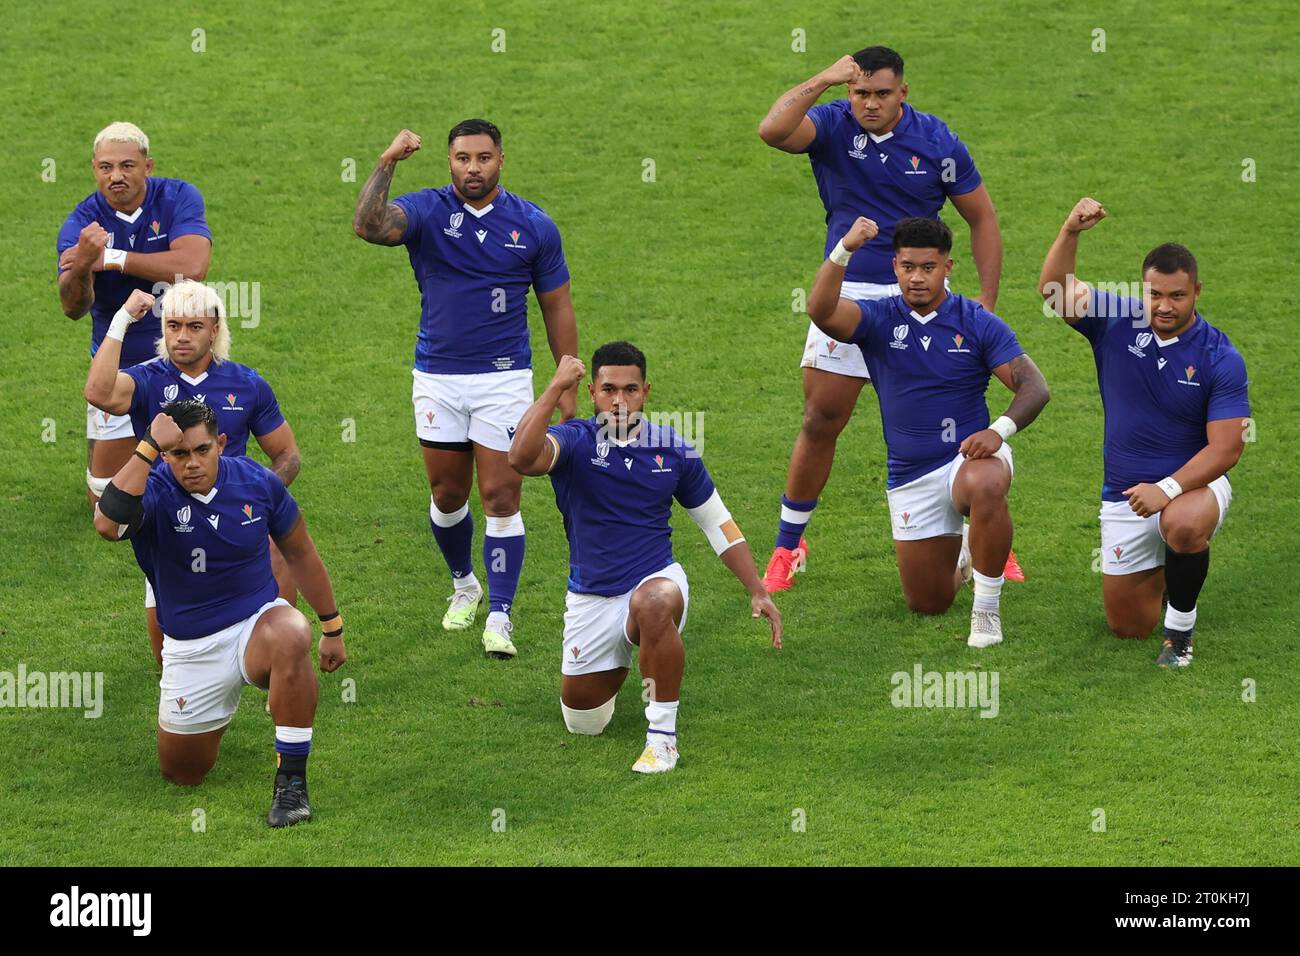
top-left (1003, 354), bottom-right (1051, 430)
top-left (352, 161), bottom-right (407, 245)
top-left (770, 85), bottom-right (817, 121)
top-left (272, 450), bottom-right (301, 487)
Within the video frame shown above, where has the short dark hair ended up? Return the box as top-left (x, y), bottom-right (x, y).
top-left (591, 341), bottom-right (646, 380)
top-left (892, 217), bottom-right (952, 255)
top-left (1142, 242), bottom-right (1198, 285)
top-left (165, 399), bottom-right (218, 436)
top-left (447, 118), bottom-right (502, 149)
top-left (852, 46), bottom-right (904, 78)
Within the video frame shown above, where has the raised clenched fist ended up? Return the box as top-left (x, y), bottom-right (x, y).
top-left (551, 354), bottom-right (586, 392)
top-left (841, 216), bottom-right (880, 252)
top-left (819, 54), bottom-right (863, 87)
top-left (382, 129), bottom-right (422, 164)
top-left (1065, 197), bottom-right (1106, 234)
top-left (123, 289), bottom-right (156, 320)
top-left (148, 412), bottom-right (185, 452)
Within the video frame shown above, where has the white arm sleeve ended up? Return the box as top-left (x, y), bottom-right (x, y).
top-left (685, 490), bottom-right (745, 556)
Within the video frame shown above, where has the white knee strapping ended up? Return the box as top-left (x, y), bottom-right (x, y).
top-left (486, 512), bottom-right (525, 536)
top-left (430, 498), bottom-right (469, 527)
top-left (86, 469), bottom-right (111, 498)
top-left (561, 696), bottom-right (615, 735)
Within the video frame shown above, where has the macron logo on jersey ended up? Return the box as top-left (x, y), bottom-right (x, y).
top-left (207, 514), bottom-right (219, 530)
top-left (475, 229), bottom-right (488, 244)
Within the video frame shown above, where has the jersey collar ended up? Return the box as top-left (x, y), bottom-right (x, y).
top-left (188, 458), bottom-right (223, 502)
top-left (866, 103), bottom-right (913, 144)
top-left (909, 308), bottom-right (939, 324)
top-left (1153, 313), bottom-right (1200, 348)
top-left (462, 200), bottom-right (494, 218)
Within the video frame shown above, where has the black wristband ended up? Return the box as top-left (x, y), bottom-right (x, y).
top-left (133, 450), bottom-right (155, 465)
top-left (318, 609), bottom-right (339, 622)
top-left (323, 626), bottom-right (343, 638)
top-left (142, 432), bottom-right (161, 452)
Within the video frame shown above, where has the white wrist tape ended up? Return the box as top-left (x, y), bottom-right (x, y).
top-left (103, 248), bottom-right (128, 271)
top-left (829, 240), bottom-right (853, 267)
top-left (1157, 476), bottom-right (1183, 500)
top-left (989, 416), bottom-right (1018, 441)
top-left (686, 490), bottom-right (745, 556)
top-left (106, 307), bottom-right (134, 342)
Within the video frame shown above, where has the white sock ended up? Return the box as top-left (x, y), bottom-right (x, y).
top-left (454, 573), bottom-right (481, 593)
top-left (972, 570), bottom-right (1004, 613)
top-left (486, 610), bottom-right (511, 631)
top-left (1164, 604), bottom-right (1197, 633)
top-left (645, 699), bottom-right (678, 737)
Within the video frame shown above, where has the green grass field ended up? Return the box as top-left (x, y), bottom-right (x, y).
top-left (2, 0), bottom-right (1297, 866)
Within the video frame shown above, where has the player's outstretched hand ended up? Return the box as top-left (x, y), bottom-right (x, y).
top-left (123, 289), bottom-right (156, 320)
top-left (73, 222), bottom-right (110, 272)
top-left (319, 635), bottom-right (347, 672)
top-left (550, 354), bottom-right (586, 393)
top-left (818, 54), bottom-right (863, 87)
top-left (959, 428), bottom-right (1002, 459)
top-left (842, 216), bottom-right (880, 252)
top-left (1121, 483), bottom-right (1170, 518)
top-left (382, 129), bottom-right (422, 164)
top-left (148, 412), bottom-right (184, 451)
top-left (1065, 197), bottom-right (1106, 233)
top-left (751, 590), bottom-right (783, 649)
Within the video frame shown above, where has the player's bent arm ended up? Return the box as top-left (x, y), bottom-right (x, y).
top-left (1038, 229), bottom-right (1092, 323)
top-left (352, 159), bottom-right (408, 246)
top-left (83, 311), bottom-right (139, 412)
top-left (990, 354), bottom-right (1051, 432)
top-left (508, 394), bottom-right (564, 476)
top-left (807, 263), bottom-right (864, 342)
top-left (119, 235), bottom-right (211, 283)
top-left (255, 422), bottom-right (301, 487)
top-left (1170, 418), bottom-right (1247, 494)
top-left (59, 267), bottom-right (95, 319)
top-left (949, 186), bottom-right (1003, 311)
top-left (92, 445), bottom-right (156, 539)
top-left (757, 85), bottom-right (823, 152)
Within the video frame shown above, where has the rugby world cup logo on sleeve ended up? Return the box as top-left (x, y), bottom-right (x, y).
top-left (890, 324), bottom-right (910, 350)
top-left (163, 384), bottom-right (179, 403)
top-left (174, 506), bottom-right (193, 532)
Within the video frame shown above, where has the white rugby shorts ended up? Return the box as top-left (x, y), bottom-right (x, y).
top-left (886, 444), bottom-right (1014, 541)
top-left (562, 563), bottom-right (689, 676)
top-left (1099, 475), bottom-right (1232, 575)
top-left (412, 368), bottom-right (533, 453)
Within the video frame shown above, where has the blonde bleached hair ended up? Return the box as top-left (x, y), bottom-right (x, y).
top-left (93, 122), bottom-right (150, 157)
top-left (156, 280), bottom-right (231, 363)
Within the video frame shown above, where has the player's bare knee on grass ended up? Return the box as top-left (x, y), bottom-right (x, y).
top-left (904, 588), bottom-right (955, 616)
top-left (1106, 609), bottom-right (1160, 639)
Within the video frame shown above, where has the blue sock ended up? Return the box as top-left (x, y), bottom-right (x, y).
top-left (274, 727), bottom-right (312, 778)
top-left (429, 499), bottom-right (474, 580)
top-left (775, 496), bottom-right (816, 551)
top-left (484, 512), bottom-right (526, 615)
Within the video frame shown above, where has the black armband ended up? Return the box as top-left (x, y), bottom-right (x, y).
top-left (99, 481), bottom-right (145, 538)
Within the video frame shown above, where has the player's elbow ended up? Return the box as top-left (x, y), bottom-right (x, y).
top-left (506, 444), bottom-right (534, 476)
top-left (83, 381), bottom-right (102, 405)
top-left (92, 513), bottom-right (118, 540)
top-left (757, 119), bottom-right (777, 146)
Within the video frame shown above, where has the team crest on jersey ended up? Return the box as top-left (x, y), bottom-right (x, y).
top-left (222, 392), bottom-right (243, 411)
top-left (151, 220), bottom-right (161, 235)
top-left (163, 384), bottom-right (179, 403)
top-left (947, 333), bottom-right (970, 354)
top-left (444, 213), bottom-right (464, 239)
top-left (503, 229), bottom-right (527, 250)
top-left (1128, 332), bottom-right (1153, 358)
top-left (174, 506), bottom-right (194, 533)
top-left (650, 453), bottom-right (672, 474)
top-left (905, 154), bottom-right (927, 176)
top-left (240, 503), bottom-right (263, 526)
top-left (890, 324), bottom-right (909, 350)
top-left (1178, 365), bottom-right (1200, 387)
